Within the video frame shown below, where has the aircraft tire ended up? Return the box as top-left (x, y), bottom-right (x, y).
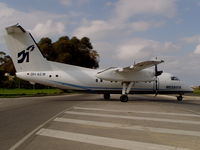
top-left (104, 93), bottom-right (110, 100)
top-left (120, 95), bottom-right (128, 102)
top-left (177, 95), bottom-right (183, 101)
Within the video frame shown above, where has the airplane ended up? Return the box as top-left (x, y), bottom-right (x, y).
top-left (4, 24), bottom-right (193, 102)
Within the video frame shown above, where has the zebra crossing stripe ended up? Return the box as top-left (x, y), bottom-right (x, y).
top-left (37, 128), bottom-right (190, 150)
top-left (54, 117), bottom-right (200, 137)
top-left (73, 106), bottom-right (200, 118)
top-left (65, 111), bottom-right (200, 125)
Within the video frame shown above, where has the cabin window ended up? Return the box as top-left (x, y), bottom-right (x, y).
top-left (49, 75), bottom-right (52, 78)
top-left (96, 79), bottom-right (98, 82)
top-left (100, 79), bottom-right (103, 82)
top-left (56, 75), bottom-right (59, 77)
top-left (171, 76), bottom-right (179, 81)
top-left (27, 73), bottom-right (29, 75)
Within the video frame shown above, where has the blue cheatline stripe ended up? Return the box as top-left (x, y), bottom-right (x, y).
top-left (50, 80), bottom-right (158, 91)
top-left (51, 80), bottom-right (121, 91)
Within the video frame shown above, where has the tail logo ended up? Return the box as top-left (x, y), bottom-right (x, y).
top-left (18, 45), bottom-right (35, 63)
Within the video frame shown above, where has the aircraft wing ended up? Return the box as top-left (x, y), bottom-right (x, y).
top-left (116, 60), bottom-right (164, 73)
top-left (96, 60), bottom-right (164, 82)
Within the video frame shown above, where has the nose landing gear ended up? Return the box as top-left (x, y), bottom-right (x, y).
top-left (177, 95), bottom-right (183, 101)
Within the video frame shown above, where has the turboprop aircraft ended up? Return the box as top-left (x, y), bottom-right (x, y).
top-left (4, 24), bottom-right (193, 102)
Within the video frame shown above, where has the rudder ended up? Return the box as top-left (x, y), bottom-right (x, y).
top-left (4, 24), bottom-right (51, 72)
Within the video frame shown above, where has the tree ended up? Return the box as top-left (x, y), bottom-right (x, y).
top-left (0, 51), bottom-right (6, 65)
top-left (0, 52), bottom-right (15, 75)
top-left (38, 37), bottom-right (55, 60)
top-left (38, 35), bottom-right (99, 69)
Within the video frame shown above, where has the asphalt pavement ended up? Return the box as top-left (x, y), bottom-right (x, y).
top-left (0, 94), bottom-right (200, 150)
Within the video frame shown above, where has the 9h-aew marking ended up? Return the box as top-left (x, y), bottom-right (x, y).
top-left (17, 45), bottom-right (35, 63)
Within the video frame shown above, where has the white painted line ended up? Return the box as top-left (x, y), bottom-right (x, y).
top-left (8, 107), bottom-right (74, 150)
top-left (54, 118), bottom-right (200, 137)
top-left (73, 106), bottom-right (200, 118)
top-left (65, 111), bottom-right (200, 125)
top-left (37, 128), bottom-right (190, 150)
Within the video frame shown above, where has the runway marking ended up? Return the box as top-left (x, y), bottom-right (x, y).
top-left (8, 107), bottom-right (74, 150)
top-left (54, 117), bottom-right (200, 137)
top-left (65, 111), bottom-right (200, 125)
top-left (36, 128), bottom-right (190, 150)
top-left (73, 106), bottom-right (200, 118)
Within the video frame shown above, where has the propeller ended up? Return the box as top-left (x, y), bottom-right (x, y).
top-left (154, 58), bottom-right (163, 95)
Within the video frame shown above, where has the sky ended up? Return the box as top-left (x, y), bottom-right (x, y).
top-left (0, 0), bottom-right (200, 85)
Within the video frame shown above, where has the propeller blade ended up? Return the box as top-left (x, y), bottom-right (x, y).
top-left (155, 64), bottom-right (163, 76)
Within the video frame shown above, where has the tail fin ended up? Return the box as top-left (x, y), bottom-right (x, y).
top-left (4, 24), bottom-right (51, 72)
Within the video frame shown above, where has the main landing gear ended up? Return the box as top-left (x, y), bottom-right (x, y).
top-left (104, 93), bottom-right (110, 100)
top-left (177, 95), bottom-right (183, 101)
top-left (120, 82), bottom-right (135, 102)
top-left (120, 94), bottom-right (129, 102)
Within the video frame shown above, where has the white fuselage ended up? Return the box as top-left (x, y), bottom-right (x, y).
top-left (16, 61), bottom-right (193, 94)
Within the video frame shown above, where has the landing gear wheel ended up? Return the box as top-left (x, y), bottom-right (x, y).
top-left (104, 93), bottom-right (110, 100)
top-left (120, 95), bottom-right (128, 102)
top-left (103, 93), bottom-right (110, 100)
top-left (177, 95), bottom-right (183, 101)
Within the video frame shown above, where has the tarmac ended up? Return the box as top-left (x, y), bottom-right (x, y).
top-left (0, 94), bottom-right (200, 150)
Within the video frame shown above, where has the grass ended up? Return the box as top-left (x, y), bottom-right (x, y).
top-left (0, 88), bottom-right (64, 97)
top-left (193, 88), bottom-right (200, 95)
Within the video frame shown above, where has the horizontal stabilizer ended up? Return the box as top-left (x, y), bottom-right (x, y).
top-left (6, 24), bottom-right (26, 34)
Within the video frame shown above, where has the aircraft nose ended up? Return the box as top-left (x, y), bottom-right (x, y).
top-left (188, 86), bottom-right (193, 92)
top-left (184, 85), bottom-right (193, 93)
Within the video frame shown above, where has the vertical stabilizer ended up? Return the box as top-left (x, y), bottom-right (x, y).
top-left (4, 24), bottom-right (51, 72)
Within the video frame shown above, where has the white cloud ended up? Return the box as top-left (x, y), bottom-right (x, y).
top-left (74, 20), bottom-right (115, 39)
top-left (197, 1), bottom-right (200, 6)
top-left (73, 0), bottom-right (173, 40)
top-left (31, 20), bottom-right (65, 38)
top-left (105, 2), bottom-right (114, 7)
top-left (74, 19), bottom-right (164, 41)
top-left (74, 0), bottom-right (176, 39)
top-left (162, 54), bottom-right (200, 85)
top-left (59, 0), bottom-right (90, 6)
top-left (116, 39), bottom-right (179, 60)
top-left (130, 21), bottom-right (164, 32)
top-left (0, 2), bottom-right (15, 18)
top-left (182, 35), bottom-right (200, 54)
top-left (194, 44), bottom-right (200, 54)
top-left (182, 35), bottom-right (200, 44)
top-left (0, 2), bottom-right (68, 43)
top-left (60, 0), bottom-right (71, 6)
top-left (114, 0), bottom-right (177, 22)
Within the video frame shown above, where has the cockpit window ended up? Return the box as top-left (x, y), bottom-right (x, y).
top-left (171, 76), bottom-right (180, 81)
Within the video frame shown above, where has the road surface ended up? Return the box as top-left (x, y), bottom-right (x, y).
top-left (0, 94), bottom-right (200, 150)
